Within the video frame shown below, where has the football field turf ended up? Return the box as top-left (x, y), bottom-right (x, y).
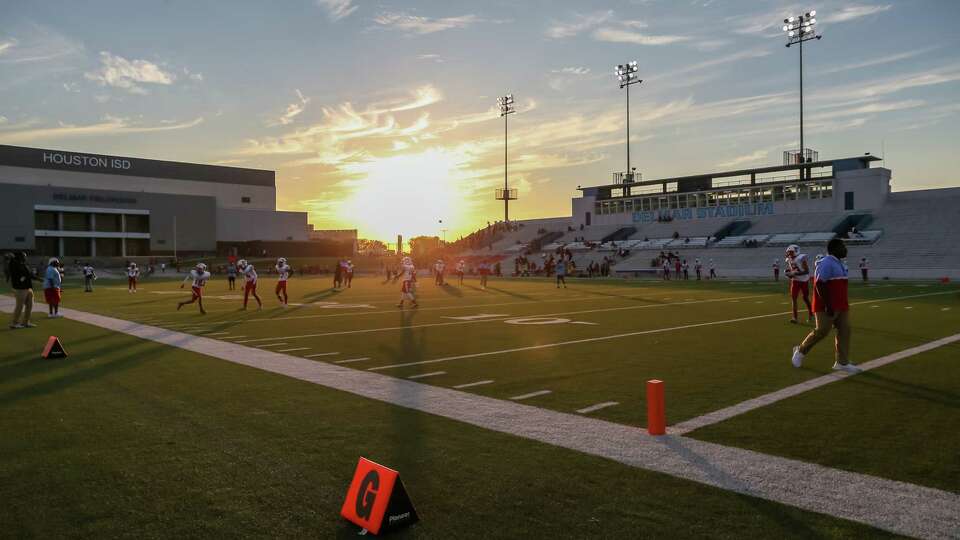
top-left (2, 274), bottom-right (958, 536)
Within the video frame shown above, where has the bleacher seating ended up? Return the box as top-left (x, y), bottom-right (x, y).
top-left (714, 234), bottom-right (770, 248)
top-left (665, 237), bottom-right (709, 248)
top-left (843, 229), bottom-right (882, 245)
top-left (766, 233), bottom-right (802, 246)
top-left (796, 232), bottom-right (836, 244)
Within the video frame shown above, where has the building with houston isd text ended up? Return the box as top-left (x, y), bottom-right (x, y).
top-left (0, 144), bottom-right (313, 257)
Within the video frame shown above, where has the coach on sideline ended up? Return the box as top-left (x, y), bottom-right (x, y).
top-left (8, 252), bottom-right (41, 329)
top-left (791, 238), bottom-right (861, 373)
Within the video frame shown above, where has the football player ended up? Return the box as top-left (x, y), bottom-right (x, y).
top-left (785, 244), bottom-right (812, 324)
top-left (397, 256), bottom-right (418, 308)
top-left (238, 259), bottom-right (262, 310)
top-left (456, 259), bottom-right (466, 285)
top-left (177, 262), bottom-right (211, 314)
top-left (434, 259), bottom-right (445, 286)
top-left (127, 262), bottom-right (140, 293)
top-left (275, 257), bottom-right (291, 306)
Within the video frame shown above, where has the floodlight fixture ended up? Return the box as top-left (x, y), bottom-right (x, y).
top-left (781, 10), bottom-right (822, 175)
top-left (495, 94), bottom-right (517, 221)
top-left (614, 60), bottom-right (643, 181)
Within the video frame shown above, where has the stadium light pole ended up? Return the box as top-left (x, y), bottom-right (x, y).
top-left (783, 10), bottom-right (821, 177)
top-left (615, 61), bottom-right (641, 181)
top-left (496, 94), bottom-right (517, 222)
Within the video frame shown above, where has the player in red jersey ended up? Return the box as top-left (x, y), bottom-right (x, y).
top-left (275, 257), bottom-right (291, 307)
top-left (785, 244), bottom-right (812, 324)
top-left (127, 262), bottom-right (140, 293)
top-left (397, 256), bottom-right (418, 308)
top-left (792, 238), bottom-right (860, 373)
top-left (237, 259), bottom-right (262, 310)
top-left (177, 263), bottom-right (211, 314)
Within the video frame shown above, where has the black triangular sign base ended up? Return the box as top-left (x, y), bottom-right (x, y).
top-left (44, 337), bottom-right (68, 359)
top-left (380, 478), bottom-right (418, 533)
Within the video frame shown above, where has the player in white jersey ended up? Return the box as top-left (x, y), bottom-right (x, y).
top-left (127, 262), bottom-right (140, 293)
top-left (82, 263), bottom-right (97, 292)
top-left (397, 257), bottom-right (418, 308)
top-left (434, 259), bottom-right (446, 286)
top-left (275, 257), bottom-right (291, 306)
top-left (237, 259), bottom-right (262, 310)
top-left (456, 260), bottom-right (466, 285)
top-left (345, 259), bottom-right (355, 288)
top-left (177, 263), bottom-right (211, 314)
top-left (785, 244), bottom-right (812, 324)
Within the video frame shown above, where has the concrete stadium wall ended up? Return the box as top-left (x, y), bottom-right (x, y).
top-left (216, 207), bottom-right (308, 242)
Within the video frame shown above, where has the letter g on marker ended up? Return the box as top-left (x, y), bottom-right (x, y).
top-left (356, 470), bottom-right (380, 519)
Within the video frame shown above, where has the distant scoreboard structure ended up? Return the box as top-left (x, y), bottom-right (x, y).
top-left (0, 144), bottom-right (309, 257)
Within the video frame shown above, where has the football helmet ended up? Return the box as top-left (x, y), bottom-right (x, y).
top-left (785, 244), bottom-right (799, 257)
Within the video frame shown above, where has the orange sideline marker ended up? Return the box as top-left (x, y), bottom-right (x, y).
top-left (647, 379), bottom-right (665, 435)
top-left (41, 336), bottom-right (67, 359)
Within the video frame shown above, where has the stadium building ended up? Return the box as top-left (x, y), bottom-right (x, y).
top-left (460, 155), bottom-right (960, 279)
top-left (0, 144), bottom-right (310, 258)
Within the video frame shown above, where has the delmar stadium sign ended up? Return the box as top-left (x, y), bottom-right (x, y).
top-left (633, 202), bottom-right (775, 223)
top-left (43, 151), bottom-right (132, 171)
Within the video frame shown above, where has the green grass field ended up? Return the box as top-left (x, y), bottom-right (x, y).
top-left (2, 273), bottom-right (957, 536)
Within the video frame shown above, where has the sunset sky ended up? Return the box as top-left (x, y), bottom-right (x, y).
top-left (1, 1), bottom-right (958, 241)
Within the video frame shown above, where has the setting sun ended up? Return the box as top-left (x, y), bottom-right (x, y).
top-left (335, 148), bottom-right (476, 242)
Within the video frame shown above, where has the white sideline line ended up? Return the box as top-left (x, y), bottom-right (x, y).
top-left (407, 371), bottom-right (446, 379)
top-left (334, 357), bottom-right (370, 364)
top-left (305, 352), bottom-right (340, 358)
top-left (452, 380), bottom-right (494, 389)
top-left (577, 401), bottom-right (619, 414)
top-left (510, 390), bottom-right (552, 401)
top-left (277, 347), bottom-right (311, 353)
top-left (670, 332), bottom-right (960, 435)
top-left (237, 294), bottom-right (770, 343)
top-left (258, 342), bottom-right (288, 348)
top-left (1, 296), bottom-right (957, 538)
top-left (368, 291), bottom-right (956, 372)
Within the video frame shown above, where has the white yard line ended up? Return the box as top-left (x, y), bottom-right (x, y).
top-left (510, 390), bottom-right (552, 401)
top-left (452, 380), bottom-right (494, 389)
top-left (202, 331), bottom-right (230, 336)
top-left (257, 342), bottom-right (288, 348)
top-left (236, 294), bottom-right (771, 343)
top-left (576, 401), bottom-right (619, 414)
top-left (2, 296), bottom-right (956, 538)
top-left (368, 291), bottom-right (956, 372)
top-left (277, 347), bottom-right (311, 353)
top-left (670, 332), bottom-right (960, 435)
top-left (305, 352), bottom-right (340, 358)
top-left (407, 371), bottom-right (446, 379)
top-left (334, 357), bottom-right (370, 364)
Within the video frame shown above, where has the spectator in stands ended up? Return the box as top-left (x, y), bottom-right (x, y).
top-left (792, 238), bottom-right (860, 373)
top-left (858, 257), bottom-right (869, 282)
top-left (673, 231), bottom-right (680, 240)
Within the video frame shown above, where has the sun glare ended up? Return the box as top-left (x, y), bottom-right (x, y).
top-left (336, 148), bottom-right (473, 242)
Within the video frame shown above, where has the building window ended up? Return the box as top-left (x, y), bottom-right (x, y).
top-left (62, 212), bottom-right (91, 231)
top-left (95, 213), bottom-right (122, 232)
top-left (241, 196), bottom-right (251, 204)
top-left (14, 236), bottom-right (25, 242)
top-left (125, 214), bottom-right (150, 233)
top-left (95, 238), bottom-right (122, 257)
top-left (35, 211), bottom-right (58, 230)
top-left (35, 237), bottom-right (58, 256)
top-left (63, 237), bottom-right (91, 257)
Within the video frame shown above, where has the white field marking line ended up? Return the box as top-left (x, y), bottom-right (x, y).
top-left (222, 335), bottom-right (247, 340)
top-left (305, 352), bottom-right (340, 358)
top-left (238, 294), bottom-right (770, 343)
top-left (277, 347), bottom-right (311, 353)
top-left (201, 331), bottom-right (230, 336)
top-left (368, 291), bottom-right (957, 371)
top-left (452, 380), bottom-right (494, 389)
top-left (407, 371), bottom-right (446, 379)
top-left (510, 390), bottom-right (552, 401)
top-left (1, 296), bottom-right (957, 537)
top-left (571, 321), bottom-right (599, 325)
top-left (334, 357), bottom-right (370, 364)
top-left (671, 332), bottom-right (960, 436)
top-left (124, 290), bottom-right (683, 327)
top-left (943, 307), bottom-right (952, 311)
top-left (576, 401), bottom-right (619, 414)
top-left (904, 306), bottom-right (913, 310)
top-left (257, 342), bottom-right (289, 348)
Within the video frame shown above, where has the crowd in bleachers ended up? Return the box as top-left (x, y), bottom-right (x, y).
top-left (449, 221), bottom-right (522, 252)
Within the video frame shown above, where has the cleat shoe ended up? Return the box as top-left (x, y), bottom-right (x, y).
top-left (832, 362), bottom-right (862, 374)
top-left (24, 322), bottom-right (36, 328)
top-left (791, 346), bottom-right (804, 368)
top-left (789, 318), bottom-right (798, 324)
top-left (9, 323), bottom-right (23, 329)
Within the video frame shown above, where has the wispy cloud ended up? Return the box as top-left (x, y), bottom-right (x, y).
top-left (0, 39), bottom-right (14, 56)
top-left (592, 28), bottom-right (690, 46)
top-left (0, 25), bottom-right (84, 64)
top-left (269, 89), bottom-right (311, 127)
top-left (548, 67), bottom-right (592, 91)
top-left (316, 0), bottom-right (357, 21)
top-left (546, 11), bottom-right (613, 38)
top-left (823, 4), bottom-right (892, 23)
top-left (373, 12), bottom-right (483, 35)
top-left (416, 54), bottom-right (443, 63)
top-left (0, 116), bottom-right (204, 144)
top-left (819, 48), bottom-right (934, 75)
top-left (718, 149), bottom-right (768, 168)
top-left (84, 51), bottom-right (176, 94)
